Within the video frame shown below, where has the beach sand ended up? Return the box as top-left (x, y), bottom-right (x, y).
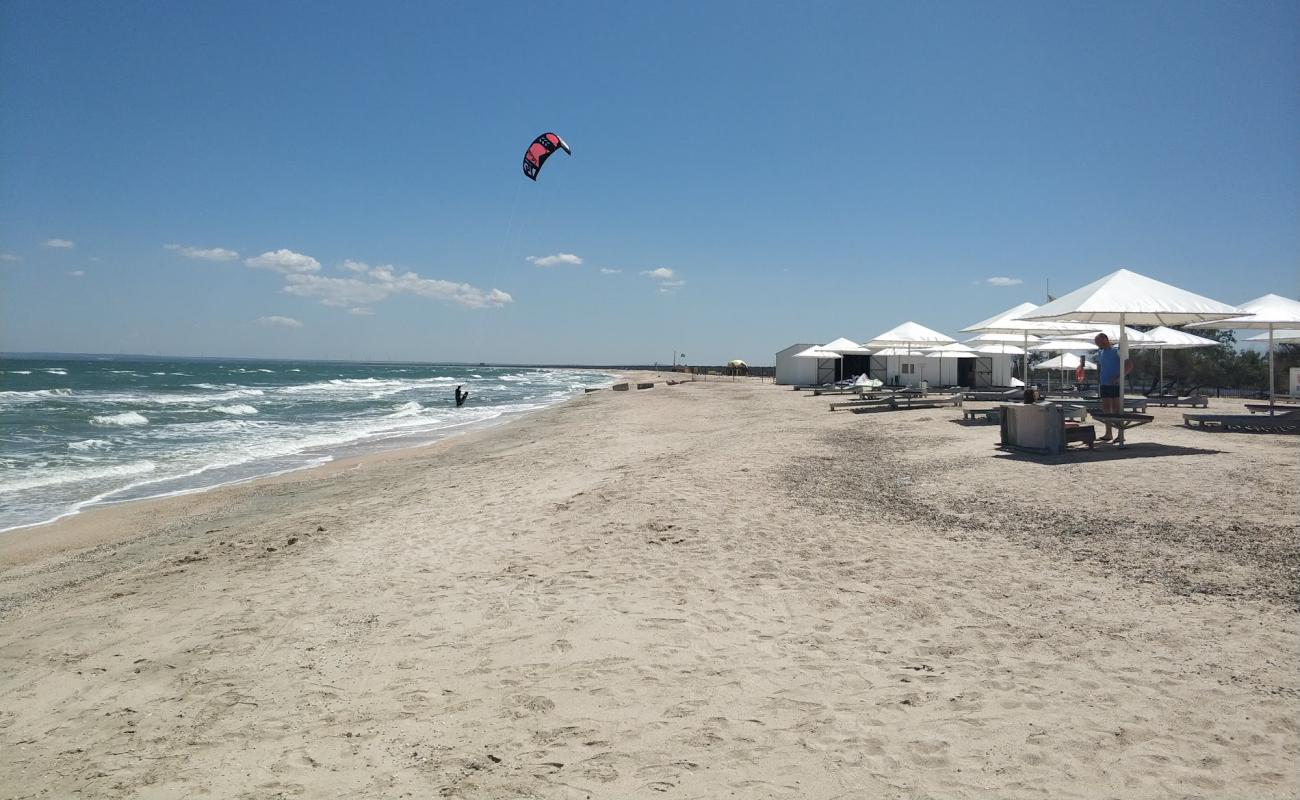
top-left (1, 377), bottom-right (1296, 798)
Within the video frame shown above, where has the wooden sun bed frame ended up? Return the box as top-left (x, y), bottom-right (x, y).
top-left (1184, 409), bottom-right (1300, 433)
top-left (829, 393), bottom-right (963, 412)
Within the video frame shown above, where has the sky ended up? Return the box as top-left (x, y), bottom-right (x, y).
top-left (1, 1), bottom-right (1296, 365)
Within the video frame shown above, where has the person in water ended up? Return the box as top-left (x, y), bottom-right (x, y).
top-left (454, 385), bottom-right (468, 407)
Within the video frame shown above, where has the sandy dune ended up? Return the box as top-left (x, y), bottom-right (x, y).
top-left (1, 378), bottom-right (1296, 798)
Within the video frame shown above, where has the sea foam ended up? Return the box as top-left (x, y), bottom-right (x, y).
top-left (92, 411), bottom-right (149, 427)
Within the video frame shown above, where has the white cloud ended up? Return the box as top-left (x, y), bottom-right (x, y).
top-left (165, 244), bottom-right (240, 262)
top-left (283, 263), bottom-right (511, 310)
top-left (526, 253), bottom-right (583, 268)
top-left (983, 276), bottom-right (1023, 287)
top-left (245, 249), bottom-right (321, 274)
top-left (599, 268), bottom-right (622, 274)
top-left (659, 279), bottom-right (686, 288)
top-left (641, 267), bottom-right (675, 280)
top-left (0, 253), bottom-right (20, 262)
top-left (282, 274), bottom-right (391, 307)
top-left (348, 307), bottom-right (374, 315)
top-left (43, 239), bottom-right (75, 249)
top-left (340, 259), bottom-right (371, 273)
top-left (69, 270), bottom-right (86, 277)
top-left (257, 315), bottom-right (304, 328)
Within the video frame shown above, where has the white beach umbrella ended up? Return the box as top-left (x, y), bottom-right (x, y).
top-left (924, 343), bottom-right (979, 358)
top-left (1034, 353), bottom-right (1095, 370)
top-left (1124, 326), bottom-right (1221, 395)
top-left (967, 342), bottom-right (1026, 356)
top-left (1029, 338), bottom-right (1099, 352)
top-left (1022, 268), bottom-right (1244, 443)
top-left (962, 302), bottom-right (1095, 382)
top-left (966, 332), bottom-right (1042, 344)
top-left (864, 321), bottom-right (955, 383)
top-left (822, 336), bottom-right (873, 355)
top-left (1194, 294), bottom-right (1300, 411)
top-left (1246, 329), bottom-right (1300, 342)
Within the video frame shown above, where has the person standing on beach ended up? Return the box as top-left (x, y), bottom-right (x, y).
top-left (454, 385), bottom-right (468, 407)
top-left (1094, 333), bottom-right (1132, 441)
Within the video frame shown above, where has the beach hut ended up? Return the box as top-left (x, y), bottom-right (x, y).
top-left (864, 322), bottom-right (955, 387)
top-left (775, 344), bottom-right (835, 386)
top-left (924, 343), bottom-right (979, 386)
top-left (822, 336), bottom-right (874, 382)
top-left (1023, 268), bottom-right (1244, 445)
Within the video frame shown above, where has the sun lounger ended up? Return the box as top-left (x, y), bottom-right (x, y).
top-left (963, 388), bottom-right (1020, 402)
top-left (1184, 409), bottom-right (1300, 433)
top-left (1048, 397), bottom-right (1148, 413)
top-left (963, 407), bottom-right (1002, 423)
top-left (831, 393), bottom-right (962, 412)
top-left (1244, 402), bottom-right (1300, 414)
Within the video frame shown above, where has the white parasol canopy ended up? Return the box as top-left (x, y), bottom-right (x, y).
top-left (1194, 294), bottom-right (1300, 411)
top-left (1247, 329), bottom-right (1300, 342)
top-left (962, 302), bottom-right (1094, 382)
top-left (791, 345), bottom-right (841, 360)
top-left (967, 342), bottom-right (1026, 356)
top-left (821, 336), bottom-right (874, 355)
top-left (1022, 269), bottom-right (1245, 444)
top-left (864, 321), bottom-right (955, 348)
top-left (1034, 353), bottom-right (1095, 370)
top-left (1030, 338), bottom-right (1100, 353)
top-left (1123, 325), bottom-right (1220, 394)
top-left (924, 343), bottom-right (979, 358)
top-left (966, 332), bottom-right (1042, 344)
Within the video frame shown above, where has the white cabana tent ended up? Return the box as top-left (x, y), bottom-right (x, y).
top-left (1023, 268), bottom-right (1244, 444)
top-left (1029, 338), bottom-right (1099, 352)
top-left (1195, 294), bottom-right (1300, 412)
top-left (864, 321), bottom-right (955, 387)
top-left (961, 302), bottom-right (1094, 383)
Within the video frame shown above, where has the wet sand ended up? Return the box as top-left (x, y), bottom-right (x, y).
top-left (1, 378), bottom-right (1296, 798)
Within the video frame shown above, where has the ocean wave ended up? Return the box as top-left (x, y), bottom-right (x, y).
top-left (4, 370), bottom-right (33, 375)
top-left (92, 411), bottom-right (149, 427)
top-left (43, 368), bottom-right (69, 375)
top-left (69, 438), bottom-right (113, 451)
top-left (0, 460), bottom-right (156, 493)
top-left (211, 404), bottom-right (259, 415)
top-left (386, 401), bottom-right (426, 418)
top-left (0, 388), bottom-right (74, 403)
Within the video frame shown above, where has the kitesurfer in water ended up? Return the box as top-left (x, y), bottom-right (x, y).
top-left (454, 385), bottom-right (468, 408)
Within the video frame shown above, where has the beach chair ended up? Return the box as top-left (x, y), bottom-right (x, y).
top-left (1183, 408), bottom-right (1300, 433)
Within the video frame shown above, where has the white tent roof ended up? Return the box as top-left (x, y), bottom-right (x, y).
top-left (1194, 294), bottom-right (1300, 330)
top-left (1022, 269), bottom-right (1245, 326)
top-left (1247, 329), bottom-right (1300, 342)
top-left (791, 345), bottom-right (841, 360)
top-left (1127, 326), bottom-right (1220, 350)
top-left (864, 321), bottom-right (955, 348)
top-left (961, 302), bottom-right (1094, 336)
top-left (822, 336), bottom-right (873, 355)
top-left (869, 347), bottom-right (926, 357)
top-left (1034, 353), bottom-right (1095, 370)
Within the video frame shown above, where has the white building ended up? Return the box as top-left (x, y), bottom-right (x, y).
top-left (774, 343), bottom-right (824, 386)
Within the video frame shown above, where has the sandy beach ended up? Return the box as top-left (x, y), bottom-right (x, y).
top-left (1, 377), bottom-right (1296, 799)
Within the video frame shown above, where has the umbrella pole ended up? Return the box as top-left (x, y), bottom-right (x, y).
top-left (1159, 347), bottom-right (1164, 399)
top-left (1269, 327), bottom-right (1275, 415)
top-left (1117, 317), bottom-right (1128, 447)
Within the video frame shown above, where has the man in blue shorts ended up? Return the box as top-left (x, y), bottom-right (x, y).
top-left (1094, 332), bottom-right (1133, 441)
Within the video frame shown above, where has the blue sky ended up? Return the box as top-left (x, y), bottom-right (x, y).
top-left (2, 1), bottom-right (1296, 364)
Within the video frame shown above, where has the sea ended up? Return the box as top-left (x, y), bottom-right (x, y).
top-left (0, 355), bottom-right (614, 532)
